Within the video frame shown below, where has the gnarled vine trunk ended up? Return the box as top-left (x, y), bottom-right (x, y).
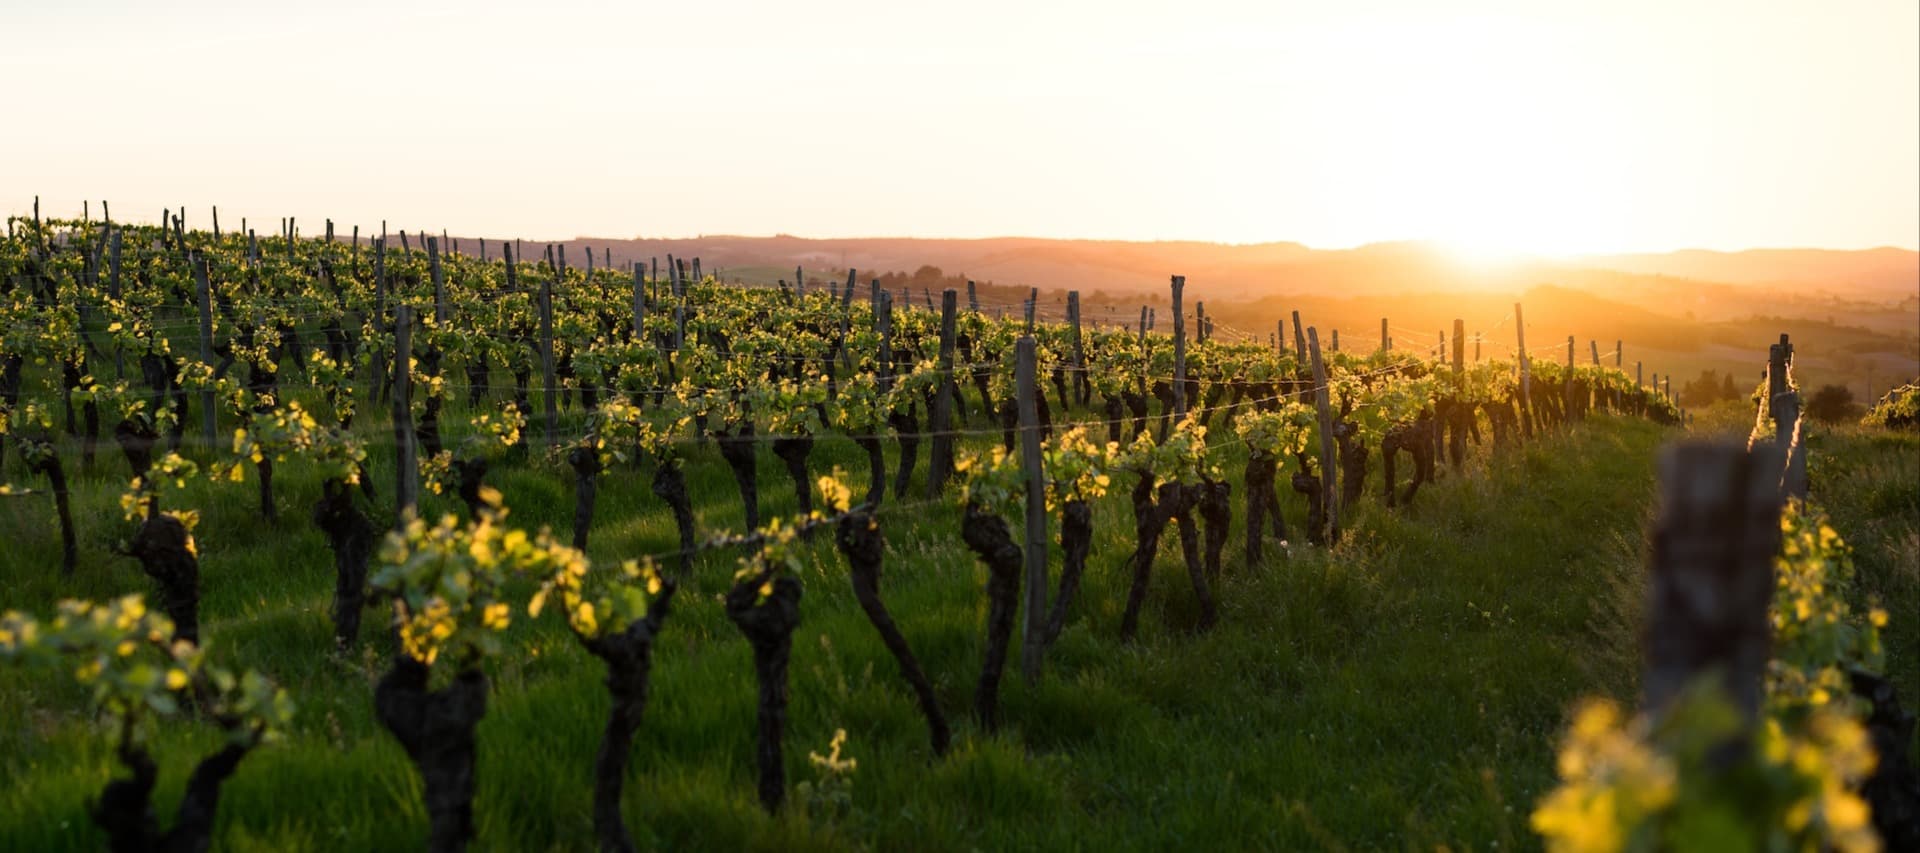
top-left (1243, 453), bottom-right (1286, 565)
top-left (375, 657), bottom-right (488, 853)
top-left (91, 734), bottom-right (255, 853)
top-left (568, 446), bottom-right (601, 551)
top-left (960, 502), bottom-right (1023, 730)
top-left (127, 513), bottom-right (199, 645)
top-left (583, 584), bottom-right (676, 853)
top-left (837, 511), bottom-right (949, 755)
top-left (1043, 499), bottom-right (1094, 646)
top-left (649, 461), bottom-right (697, 573)
top-left (725, 570), bottom-right (803, 813)
top-left (772, 435), bottom-right (814, 521)
top-left (114, 418), bottom-right (157, 481)
top-left (853, 435), bottom-right (886, 508)
top-left (889, 409), bottom-right (919, 499)
top-left (716, 427), bottom-right (760, 531)
top-left (23, 446), bottom-right (77, 575)
top-left (314, 478), bottom-right (373, 651)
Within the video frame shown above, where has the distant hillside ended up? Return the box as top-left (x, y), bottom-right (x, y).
top-left (439, 230), bottom-right (1915, 395)
top-left (494, 234), bottom-right (1916, 312)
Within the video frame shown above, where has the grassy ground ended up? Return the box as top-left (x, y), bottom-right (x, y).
top-left (0, 398), bottom-right (1901, 850)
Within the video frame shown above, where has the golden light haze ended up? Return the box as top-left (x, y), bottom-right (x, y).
top-left (5, 0), bottom-right (1916, 256)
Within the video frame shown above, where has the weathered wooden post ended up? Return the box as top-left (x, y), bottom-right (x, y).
top-left (541, 265), bottom-right (557, 446)
top-left (1768, 335), bottom-right (1806, 498)
top-left (393, 306), bottom-right (418, 528)
top-left (1565, 335), bottom-right (1576, 420)
top-left (1451, 318), bottom-right (1467, 466)
top-left (1291, 312), bottom-right (1307, 367)
top-left (1170, 276), bottom-right (1187, 418)
top-left (1016, 336), bottom-right (1048, 684)
top-left (1644, 441), bottom-right (1782, 721)
top-left (1515, 302), bottom-right (1532, 439)
top-left (1453, 319), bottom-right (1466, 373)
top-left (1380, 318), bottom-right (1389, 352)
top-left (632, 262), bottom-right (645, 339)
top-left (1068, 291), bottom-right (1087, 404)
top-left (429, 237), bottom-right (447, 325)
top-left (876, 291), bottom-right (893, 387)
top-left (929, 290), bottom-right (959, 496)
top-left (193, 255), bottom-right (217, 447)
top-left (1308, 328), bottom-right (1338, 543)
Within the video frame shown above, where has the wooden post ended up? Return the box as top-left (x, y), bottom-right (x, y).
top-left (1194, 301), bottom-right (1206, 343)
top-left (1016, 335), bottom-right (1048, 684)
top-left (541, 269), bottom-right (557, 446)
top-left (632, 262), bottom-right (645, 339)
top-left (1291, 311), bottom-right (1307, 365)
top-left (1766, 336), bottom-right (1791, 442)
top-left (1170, 276), bottom-right (1187, 418)
top-left (1615, 341), bottom-right (1623, 368)
top-left (1276, 321), bottom-right (1286, 357)
top-left (1590, 340), bottom-right (1601, 366)
top-left (1637, 362), bottom-right (1644, 389)
top-left (108, 229), bottom-right (125, 378)
top-left (392, 306), bottom-right (419, 528)
top-left (1475, 333), bottom-right (1482, 363)
top-left (673, 299), bottom-right (686, 352)
top-left (1068, 290), bottom-right (1085, 404)
top-left (193, 255), bottom-right (217, 447)
top-left (929, 289), bottom-right (959, 495)
top-left (876, 292), bottom-right (894, 389)
top-left (1331, 330), bottom-right (1339, 352)
top-left (1024, 292), bottom-right (1036, 332)
top-left (1644, 441), bottom-right (1782, 720)
top-left (1307, 327), bottom-right (1338, 543)
top-left (1565, 335), bottom-right (1576, 419)
top-left (1381, 318), bottom-right (1389, 352)
top-left (1452, 319), bottom-right (1465, 373)
top-left (1515, 302), bottom-right (1531, 439)
top-left (1768, 335), bottom-right (1805, 498)
top-left (841, 269), bottom-right (856, 307)
top-left (968, 280), bottom-right (979, 312)
top-left (373, 236), bottom-right (389, 398)
top-left (429, 237), bottom-right (446, 325)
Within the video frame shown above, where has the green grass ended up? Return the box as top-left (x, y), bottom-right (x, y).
top-left (0, 402), bottom-right (1886, 850)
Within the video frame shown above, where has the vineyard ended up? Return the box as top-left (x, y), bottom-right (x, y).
top-left (0, 206), bottom-right (1910, 851)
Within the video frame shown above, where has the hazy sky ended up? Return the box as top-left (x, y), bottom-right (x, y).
top-left (5, 0), bottom-right (1916, 253)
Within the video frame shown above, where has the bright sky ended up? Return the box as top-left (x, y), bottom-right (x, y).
top-left (5, 0), bottom-right (1916, 254)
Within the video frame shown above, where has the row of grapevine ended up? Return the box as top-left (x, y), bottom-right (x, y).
top-left (1533, 336), bottom-right (1917, 851)
top-left (3, 203), bottom-right (1689, 850)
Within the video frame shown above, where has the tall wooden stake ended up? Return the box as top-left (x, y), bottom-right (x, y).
top-left (1644, 441), bottom-right (1782, 720)
top-left (1307, 327), bottom-right (1338, 543)
top-left (1170, 276), bottom-right (1187, 418)
top-left (1515, 302), bottom-right (1531, 439)
top-left (193, 255), bottom-right (217, 447)
top-left (393, 306), bottom-right (419, 528)
top-left (541, 267), bottom-right (557, 446)
top-left (929, 289), bottom-right (958, 495)
top-left (1015, 336), bottom-right (1048, 684)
